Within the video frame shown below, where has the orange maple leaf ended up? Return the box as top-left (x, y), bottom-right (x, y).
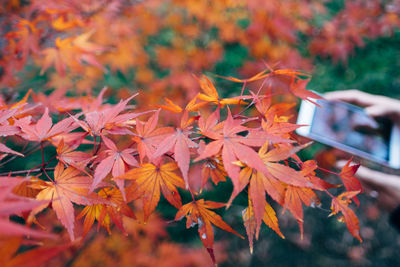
top-left (283, 185), bottom-right (320, 238)
top-left (330, 191), bottom-right (362, 242)
top-left (77, 187), bottom-right (136, 237)
top-left (242, 198), bottom-right (284, 254)
top-left (227, 143), bottom-right (314, 231)
top-left (198, 140), bottom-right (227, 191)
top-left (30, 163), bottom-right (97, 241)
top-left (117, 161), bottom-right (185, 221)
top-left (258, 143), bottom-right (313, 187)
top-left (195, 74), bottom-right (243, 106)
top-left (175, 199), bottom-right (243, 265)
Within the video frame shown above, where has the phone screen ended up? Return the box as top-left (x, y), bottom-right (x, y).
top-left (310, 100), bottom-right (392, 161)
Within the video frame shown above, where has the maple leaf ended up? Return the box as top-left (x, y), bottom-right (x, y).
top-left (283, 185), bottom-right (319, 238)
top-left (339, 158), bottom-right (362, 205)
top-left (258, 143), bottom-right (313, 187)
top-left (56, 138), bottom-right (92, 171)
top-left (175, 199), bottom-right (243, 265)
top-left (197, 140), bottom-right (227, 190)
top-left (195, 109), bottom-right (272, 194)
top-left (220, 68), bottom-right (321, 105)
top-left (330, 191), bottom-right (362, 242)
top-left (30, 162), bottom-right (96, 241)
top-left (242, 198), bottom-right (284, 253)
top-left (195, 74), bottom-right (243, 106)
top-left (261, 108), bottom-right (302, 139)
top-left (253, 94), bottom-right (295, 119)
top-left (51, 12), bottom-right (84, 31)
top-left (227, 143), bottom-right (314, 231)
top-left (77, 187), bottom-right (136, 237)
top-left (50, 131), bottom-right (90, 149)
top-left (71, 93), bottom-right (143, 136)
top-left (152, 111), bottom-right (198, 188)
top-left (289, 78), bottom-right (323, 104)
top-left (197, 109), bottom-right (221, 136)
top-left (117, 161), bottom-right (185, 221)
top-left (90, 135), bottom-right (138, 196)
top-left (228, 165), bottom-right (284, 234)
top-left (15, 107), bottom-right (77, 142)
top-left (200, 156), bottom-right (227, 190)
top-left (133, 109), bottom-right (174, 162)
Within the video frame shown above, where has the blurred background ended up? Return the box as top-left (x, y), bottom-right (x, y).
top-left (1, 0), bottom-right (400, 266)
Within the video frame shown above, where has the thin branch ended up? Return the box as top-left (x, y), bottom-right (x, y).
top-left (0, 167), bottom-right (55, 176)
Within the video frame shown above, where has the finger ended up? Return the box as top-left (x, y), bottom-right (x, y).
top-left (354, 166), bottom-right (400, 190)
top-left (365, 105), bottom-right (391, 118)
top-left (366, 105), bottom-right (400, 122)
top-left (324, 90), bottom-right (376, 107)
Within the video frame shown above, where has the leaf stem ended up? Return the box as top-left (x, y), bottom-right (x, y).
top-left (189, 188), bottom-right (196, 202)
top-left (317, 166), bottom-right (339, 176)
top-left (93, 135), bottom-right (97, 155)
top-left (41, 141), bottom-right (46, 167)
top-left (42, 168), bottom-right (55, 183)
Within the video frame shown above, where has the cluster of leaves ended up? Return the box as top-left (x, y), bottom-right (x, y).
top-left (2, 0), bottom-right (398, 107)
top-left (0, 68), bottom-right (363, 265)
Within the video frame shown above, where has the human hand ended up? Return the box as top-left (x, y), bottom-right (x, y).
top-left (325, 89), bottom-right (400, 122)
top-left (337, 160), bottom-right (400, 212)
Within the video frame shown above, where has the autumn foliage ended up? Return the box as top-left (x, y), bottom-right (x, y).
top-left (1, 0), bottom-right (398, 266)
top-left (0, 72), bottom-right (364, 265)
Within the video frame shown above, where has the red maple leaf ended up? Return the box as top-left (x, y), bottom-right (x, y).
top-left (339, 158), bottom-right (362, 205)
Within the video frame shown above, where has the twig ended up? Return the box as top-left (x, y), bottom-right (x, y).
top-left (0, 167), bottom-right (55, 176)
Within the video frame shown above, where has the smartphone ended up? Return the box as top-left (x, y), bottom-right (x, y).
top-left (296, 97), bottom-right (400, 169)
